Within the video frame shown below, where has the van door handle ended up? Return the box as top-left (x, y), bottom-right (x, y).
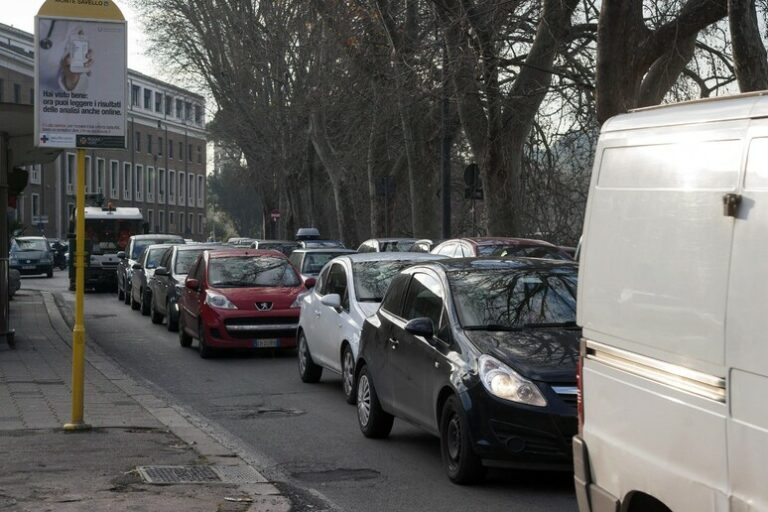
top-left (388, 337), bottom-right (399, 349)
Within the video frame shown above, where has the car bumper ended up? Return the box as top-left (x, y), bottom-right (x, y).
top-left (462, 384), bottom-right (577, 469)
top-left (200, 307), bottom-right (300, 349)
top-left (573, 436), bottom-right (620, 512)
top-left (11, 264), bottom-right (51, 275)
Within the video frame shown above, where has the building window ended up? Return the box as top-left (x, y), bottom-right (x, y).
top-left (123, 162), bottom-right (132, 200)
top-left (185, 101), bottom-right (192, 121)
top-left (176, 98), bottom-right (183, 118)
top-left (31, 193), bottom-right (40, 219)
top-left (135, 130), bottom-right (141, 152)
top-left (147, 134), bottom-right (152, 154)
top-left (29, 164), bottom-right (41, 185)
top-left (147, 166), bottom-right (155, 202)
top-left (66, 153), bottom-right (75, 195)
top-left (110, 160), bottom-right (119, 199)
top-left (13, 83), bottom-right (21, 104)
top-left (168, 139), bottom-right (174, 159)
top-left (168, 170), bottom-right (176, 204)
top-left (67, 203), bottom-right (75, 222)
top-left (131, 84), bottom-right (140, 107)
top-left (96, 158), bottom-right (105, 194)
top-left (144, 88), bottom-right (152, 109)
top-left (188, 213), bottom-right (194, 235)
top-left (178, 142), bottom-right (183, 159)
top-left (169, 211), bottom-right (176, 229)
top-left (195, 105), bottom-right (202, 124)
top-left (197, 174), bottom-right (204, 207)
top-left (147, 209), bottom-right (154, 233)
top-left (135, 164), bottom-right (144, 201)
top-left (178, 171), bottom-right (185, 205)
top-left (180, 212), bottom-right (185, 233)
top-left (188, 144), bottom-right (193, 162)
top-left (188, 173), bottom-right (194, 203)
top-left (158, 136), bottom-right (163, 156)
top-left (158, 169), bottom-right (166, 202)
top-left (154, 91), bottom-right (162, 112)
top-left (85, 155), bottom-right (92, 194)
top-left (197, 145), bottom-right (202, 164)
top-left (198, 214), bottom-right (204, 235)
top-left (159, 210), bottom-right (165, 232)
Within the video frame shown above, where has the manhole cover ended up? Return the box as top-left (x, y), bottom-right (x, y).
top-left (137, 465), bottom-right (221, 484)
top-left (291, 468), bottom-right (380, 483)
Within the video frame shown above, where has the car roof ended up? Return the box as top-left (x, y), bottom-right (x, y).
top-left (291, 248), bottom-right (357, 254)
top-left (446, 237), bottom-right (557, 247)
top-left (207, 248), bottom-right (287, 259)
top-left (256, 240), bottom-right (296, 244)
top-left (364, 238), bottom-right (418, 243)
top-left (131, 234), bottom-right (185, 240)
top-left (419, 257), bottom-right (577, 273)
top-left (176, 243), bottom-right (224, 251)
top-left (337, 252), bottom-right (451, 263)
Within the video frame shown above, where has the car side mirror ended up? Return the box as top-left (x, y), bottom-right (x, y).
top-left (405, 317), bottom-right (434, 338)
top-left (154, 267), bottom-right (170, 277)
top-left (117, 251), bottom-right (126, 260)
top-left (185, 278), bottom-right (199, 291)
top-left (132, 263), bottom-right (143, 270)
top-left (320, 293), bottom-right (341, 308)
top-left (304, 277), bottom-right (317, 289)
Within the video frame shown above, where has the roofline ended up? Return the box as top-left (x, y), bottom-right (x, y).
top-left (628, 90), bottom-right (768, 114)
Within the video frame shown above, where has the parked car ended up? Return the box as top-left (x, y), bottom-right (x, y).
top-left (574, 94), bottom-right (766, 512)
top-left (116, 234), bottom-right (185, 305)
top-left (490, 244), bottom-right (572, 260)
top-left (129, 244), bottom-right (177, 315)
top-left (149, 243), bottom-right (225, 330)
top-left (431, 237), bottom-right (564, 259)
top-left (357, 238), bottom-right (418, 253)
top-left (177, 249), bottom-right (307, 358)
top-left (299, 239), bottom-right (346, 249)
top-left (288, 248), bottom-right (356, 280)
top-left (354, 258), bottom-right (579, 484)
top-left (297, 252), bottom-right (449, 402)
top-left (10, 237), bottom-right (54, 277)
top-left (410, 239), bottom-right (442, 253)
top-left (251, 240), bottom-right (300, 256)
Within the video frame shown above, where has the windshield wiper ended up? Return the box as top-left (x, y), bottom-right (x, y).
top-left (522, 321), bottom-right (579, 329)
top-left (463, 324), bottom-right (522, 332)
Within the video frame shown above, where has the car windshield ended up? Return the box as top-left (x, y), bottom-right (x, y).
top-left (492, 245), bottom-right (571, 260)
top-left (449, 269), bottom-right (577, 330)
top-left (353, 260), bottom-right (424, 302)
top-left (175, 249), bottom-right (206, 275)
top-left (145, 247), bottom-right (167, 269)
top-left (303, 240), bottom-right (344, 249)
top-left (208, 256), bottom-right (301, 288)
top-left (12, 239), bottom-right (48, 252)
top-left (380, 240), bottom-right (416, 252)
top-left (132, 239), bottom-right (180, 259)
top-left (302, 252), bottom-right (349, 276)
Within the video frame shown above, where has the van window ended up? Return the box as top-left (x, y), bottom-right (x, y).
top-left (745, 137), bottom-right (768, 189)
top-left (598, 141), bottom-right (741, 190)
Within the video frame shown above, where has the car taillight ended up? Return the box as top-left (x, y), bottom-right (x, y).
top-left (577, 338), bottom-right (585, 433)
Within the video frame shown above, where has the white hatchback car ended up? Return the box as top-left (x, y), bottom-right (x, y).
top-left (297, 252), bottom-right (448, 402)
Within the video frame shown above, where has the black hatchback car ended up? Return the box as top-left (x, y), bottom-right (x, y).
top-left (354, 258), bottom-right (579, 484)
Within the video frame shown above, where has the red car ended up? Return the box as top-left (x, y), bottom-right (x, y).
top-left (177, 249), bottom-right (306, 358)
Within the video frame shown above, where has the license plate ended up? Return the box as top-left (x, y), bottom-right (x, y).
top-left (253, 338), bottom-right (279, 348)
top-left (22, 266), bottom-right (35, 270)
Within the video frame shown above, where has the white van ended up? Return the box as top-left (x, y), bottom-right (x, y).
top-left (574, 92), bottom-right (768, 512)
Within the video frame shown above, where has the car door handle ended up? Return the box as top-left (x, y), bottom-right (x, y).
top-left (388, 337), bottom-right (399, 349)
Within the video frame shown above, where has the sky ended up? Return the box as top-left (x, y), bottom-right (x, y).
top-left (0, 0), bottom-right (156, 76)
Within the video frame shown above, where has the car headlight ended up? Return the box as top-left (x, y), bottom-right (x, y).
top-left (204, 290), bottom-right (237, 309)
top-left (478, 355), bottom-right (547, 407)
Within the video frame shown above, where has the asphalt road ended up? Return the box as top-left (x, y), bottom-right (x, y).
top-left (26, 272), bottom-right (578, 512)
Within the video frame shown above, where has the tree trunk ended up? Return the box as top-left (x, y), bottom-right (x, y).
top-left (367, 85), bottom-right (380, 238)
top-left (728, 0), bottom-right (768, 91)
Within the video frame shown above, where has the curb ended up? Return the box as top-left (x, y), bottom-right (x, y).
top-left (41, 291), bottom-right (291, 512)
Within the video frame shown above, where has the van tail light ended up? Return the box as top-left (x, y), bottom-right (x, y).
top-left (577, 338), bottom-right (585, 434)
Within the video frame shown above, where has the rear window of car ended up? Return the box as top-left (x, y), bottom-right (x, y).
top-left (208, 256), bottom-right (300, 288)
top-left (175, 249), bottom-right (206, 275)
top-left (302, 252), bottom-right (348, 276)
top-left (11, 239), bottom-right (49, 252)
top-left (132, 239), bottom-right (181, 259)
top-left (353, 260), bottom-right (423, 302)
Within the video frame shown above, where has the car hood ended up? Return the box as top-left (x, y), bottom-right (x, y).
top-left (211, 286), bottom-right (301, 310)
top-left (464, 328), bottom-right (580, 383)
top-left (12, 250), bottom-right (47, 260)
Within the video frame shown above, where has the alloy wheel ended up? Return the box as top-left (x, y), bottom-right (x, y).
top-left (357, 374), bottom-right (371, 427)
top-left (343, 349), bottom-right (355, 397)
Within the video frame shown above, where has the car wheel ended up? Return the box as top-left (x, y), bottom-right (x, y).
top-left (440, 395), bottom-right (486, 485)
top-left (178, 314), bottom-right (192, 348)
top-left (130, 290), bottom-right (140, 310)
top-left (123, 281), bottom-right (131, 304)
top-left (167, 300), bottom-right (179, 332)
top-left (197, 321), bottom-right (214, 359)
top-left (356, 365), bottom-right (394, 439)
top-left (150, 294), bottom-right (163, 324)
top-left (140, 289), bottom-right (151, 316)
top-left (297, 331), bottom-right (322, 383)
top-left (46, 268), bottom-right (53, 278)
top-left (342, 344), bottom-right (356, 404)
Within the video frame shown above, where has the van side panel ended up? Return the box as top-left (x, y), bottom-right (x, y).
top-left (725, 127), bottom-right (768, 511)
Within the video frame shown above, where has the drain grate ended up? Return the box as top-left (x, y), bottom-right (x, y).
top-left (137, 465), bottom-right (222, 484)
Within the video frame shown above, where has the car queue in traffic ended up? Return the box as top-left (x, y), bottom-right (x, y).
top-left (109, 229), bottom-right (579, 487)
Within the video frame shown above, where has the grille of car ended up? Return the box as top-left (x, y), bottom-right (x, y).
top-left (489, 420), bottom-right (568, 456)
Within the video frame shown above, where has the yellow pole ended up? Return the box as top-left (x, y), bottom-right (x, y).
top-left (64, 149), bottom-right (90, 431)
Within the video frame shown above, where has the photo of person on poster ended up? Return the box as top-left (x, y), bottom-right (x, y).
top-left (38, 19), bottom-right (96, 93)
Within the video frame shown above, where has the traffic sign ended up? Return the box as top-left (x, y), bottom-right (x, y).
top-left (271, 210), bottom-right (281, 221)
top-left (34, 0), bottom-right (127, 149)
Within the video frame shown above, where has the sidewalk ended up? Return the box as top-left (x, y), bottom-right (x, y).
top-left (0, 289), bottom-right (291, 512)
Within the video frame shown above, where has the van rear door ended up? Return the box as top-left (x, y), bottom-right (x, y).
top-left (725, 120), bottom-right (768, 511)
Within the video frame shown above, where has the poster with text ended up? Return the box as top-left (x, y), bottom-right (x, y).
top-left (35, 17), bottom-right (126, 149)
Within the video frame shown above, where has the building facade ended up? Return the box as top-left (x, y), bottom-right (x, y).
top-left (0, 22), bottom-right (207, 240)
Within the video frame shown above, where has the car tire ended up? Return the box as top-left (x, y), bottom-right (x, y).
top-left (150, 294), bottom-right (163, 324)
top-left (298, 331), bottom-right (322, 383)
top-left (178, 314), bottom-right (192, 348)
top-left (167, 300), bottom-right (179, 332)
top-left (440, 395), bottom-right (486, 485)
top-left (197, 321), bottom-right (214, 359)
top-left (356, 365), bottom-right (394, 439)
top-left (140, 289), bottom-right (151, 316)
top-left (46, 268), bottom-right (53, 278)
top-left (342, 344), bottom-right (356, 404)
top-left (123, 282), bottom-right (131, 305)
